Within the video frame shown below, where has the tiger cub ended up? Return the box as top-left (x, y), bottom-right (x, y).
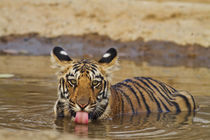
top-left (51, 47), bottom-right (197, 124)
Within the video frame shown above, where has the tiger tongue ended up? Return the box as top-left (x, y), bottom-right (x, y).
top-left (75, 112), bottom-right (89, 124)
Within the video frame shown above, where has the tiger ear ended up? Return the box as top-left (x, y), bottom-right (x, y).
top-left (98, 48), bottom-right (119, 73)
top-left (51, 46), bottom-right (72, 69)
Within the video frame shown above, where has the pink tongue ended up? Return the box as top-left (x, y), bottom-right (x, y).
top-left (75, 112), bottom-right (89, 124)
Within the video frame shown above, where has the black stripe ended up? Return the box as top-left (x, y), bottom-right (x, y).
top-left (114, 85), bottom-right (135, 114)
top-left (168, 85), bottom-right (177, 92)
top-left (135, 77), bottom-right (155, 92)
top-left (134, 77), bottom-right (155, 101)
top-left (160, 84), bottom-right (174, 99)
top-left (151, 77), bottom-right (178, 93)
top-left (102, 81), bottom-right (107, 99)
top-left (163, 85), bottom-right (175, 95)
top-left (143, 78), bottom-right (173, 108)
top-left (117, 81), bottom-right (141, 108)
top-left (133, 78), bottom-right (163, 112)
top-left (158, 86), bottom-right (174, 104)
top-left (171, 101), bottom-right (181, 113)
top-left (95, 75), bottom-right (104, 80)
top-left (73, 66), bottom-right (80, 70)
top-left (190, 94), bottom-right (196, 111)
top-left (64, 85), bottom-right (69, 98)
top-left (159, 98), bottom-right (170, 112)
top-left (73, 63), bottom-right (79, 67)
top-left (56, 101), bottom-right (65, 117)
top-left (90, 70), bottom-right (95, 74)
top-left (59, 78), bottom-right (65, 98)
top-left (144, 78), bottom-right (166, 96)
top-left (148, 92), bottom-right (163, 113)
top-left (134, 78), bottom-right (163, 113)
top-left (95, 75), bottom-right (102, 79)
top-left (149, 78), bottom-right (175, 96)
top-left (62, 78), bottom-right (65, 93)
top-left (91, 64), bottom-right (97, 68)
top-left (151, 78), bottom-right (174, 96)
top-left (132, 82), bottom-right (151, 113)
top-left (74, 68), bottom-right (80, 73)
top-left (66, 73), bottom-right (74, 77)
top-left (174, 94), bottom-right (192, 112)
top-left (91, 67), bottom-right (97, 71)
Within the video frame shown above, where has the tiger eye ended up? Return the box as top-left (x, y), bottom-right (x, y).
top-left (69, 79), bottom-right (77, 85)
top-left (92, 80), bottom-right (100, 87)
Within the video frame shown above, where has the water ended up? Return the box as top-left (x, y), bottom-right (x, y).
top-left (0, 56), bottom-right (210, 139)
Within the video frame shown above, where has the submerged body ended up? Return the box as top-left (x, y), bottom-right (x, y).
top-left (51, 47), bottom-right (197, 124)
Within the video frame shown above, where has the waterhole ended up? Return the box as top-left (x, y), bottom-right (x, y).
top-left (0, 56), bottom-right (209, 139)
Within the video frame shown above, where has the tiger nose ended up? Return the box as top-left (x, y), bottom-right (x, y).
top-left (77, 97), bottom-right (89, 108)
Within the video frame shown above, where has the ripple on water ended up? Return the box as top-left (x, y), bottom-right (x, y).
top-left (0, 82), bottom-right (210, 139)
top-left (0, 57), bottom-right (210, 139)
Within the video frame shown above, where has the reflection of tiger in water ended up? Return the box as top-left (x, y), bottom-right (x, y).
top-left (51, 47), bottom-right (197, 122)
top-left (55, 111), bottom-right (194, 136)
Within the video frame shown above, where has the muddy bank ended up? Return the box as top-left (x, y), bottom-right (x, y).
top-left (0, 0), bottom-right (210, 47)
top-left (0, 33), bottom-right (210, 68)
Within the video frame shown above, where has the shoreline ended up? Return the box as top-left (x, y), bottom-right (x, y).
top-left (0, 33), bottom-right (210, 68)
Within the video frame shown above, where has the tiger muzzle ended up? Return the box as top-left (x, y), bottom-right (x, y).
top-left (77, 97), bottom-right (90, 110)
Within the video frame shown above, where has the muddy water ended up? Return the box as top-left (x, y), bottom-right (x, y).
top-left (0, 56), bottom-right (210, 139)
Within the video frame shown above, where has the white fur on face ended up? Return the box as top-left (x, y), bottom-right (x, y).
top-left (60, 50), bottom-right (68, 56)
top-left (103, 53), bottom-right (111, 58)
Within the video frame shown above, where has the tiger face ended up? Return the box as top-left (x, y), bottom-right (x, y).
top-left (51, 47), bottom-right (119, 122)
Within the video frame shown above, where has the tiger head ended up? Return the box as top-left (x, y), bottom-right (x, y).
top-left (51, 46), bottom-right (119, 121)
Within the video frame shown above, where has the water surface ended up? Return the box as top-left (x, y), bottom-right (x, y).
top-left (0, 56), bottom-right (210, 139)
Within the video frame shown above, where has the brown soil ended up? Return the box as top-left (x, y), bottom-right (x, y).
top-left (0, 0), bottom-right (210, 47)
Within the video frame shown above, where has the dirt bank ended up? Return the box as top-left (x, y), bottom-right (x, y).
top-left (0, 33), bottom-right (210, 68)
top-left (0, 0), bottom-right (210, 47)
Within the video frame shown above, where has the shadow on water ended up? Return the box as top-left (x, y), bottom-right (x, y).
top-left (0, 33), bottom-right (210, 68)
